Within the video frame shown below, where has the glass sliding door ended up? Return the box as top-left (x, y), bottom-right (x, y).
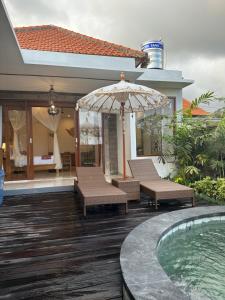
top-left (79, 110), bottom-right (102, 167)
top-left (102, 114), bottom-right (118, 176)
top-left (4, 105), bottom-right (33, 180)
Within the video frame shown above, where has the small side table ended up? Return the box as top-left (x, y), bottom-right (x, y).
top-left (61, 153), bottom-right (72, 171)
top-left (112, 177), bottom-right (140, 201)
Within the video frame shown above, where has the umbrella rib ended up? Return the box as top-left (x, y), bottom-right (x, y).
top-left (109, 95), bottom-right (117, 113)
top-left (97, 95), bottom-right (112, 113)
top-left (88, 94), bottom-right (106, 111)
top-left (139, 93), bottom-right (156, 109)
top-left (128, 95), bottom-right (133, 114)
top-left (133, 94), bottom-right (145, 112)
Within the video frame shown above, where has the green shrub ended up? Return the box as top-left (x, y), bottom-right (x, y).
top-left (192, 177), bottom-right (216, 198)
top-left (162, 93), bottom-right (225, 182)
top-left (216, 179), bottom-right (225, 202)
top-left (173, 176), bottom-right (186, 185)
top-left (192, 177), bottom-right (225, 204)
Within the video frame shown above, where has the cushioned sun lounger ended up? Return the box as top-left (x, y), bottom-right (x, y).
top-left (128, 159), bottom-right (195, 209)
top-left (75, 167), bottom-right (128, 216)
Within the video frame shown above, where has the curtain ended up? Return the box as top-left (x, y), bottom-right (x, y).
top-left (32, 107), bottom-right (62, 169)
top-left (79, 110), bottom-right (102, 145)
top-left (8, 110), bottom-right (27, 167)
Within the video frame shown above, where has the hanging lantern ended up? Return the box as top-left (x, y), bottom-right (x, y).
top-left (48, 85), bottom-right (59, 116)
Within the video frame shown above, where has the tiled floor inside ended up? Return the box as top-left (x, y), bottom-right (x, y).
top-left (4, 170), bottom-right (76, 196)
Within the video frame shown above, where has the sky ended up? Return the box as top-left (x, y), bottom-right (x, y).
top-left (3, 0), bottom-right (225, 103)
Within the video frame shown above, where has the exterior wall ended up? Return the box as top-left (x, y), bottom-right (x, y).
top-left (21, 49), bottom-right (136, 70)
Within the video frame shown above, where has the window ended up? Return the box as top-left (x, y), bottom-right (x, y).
top-left (136, 97), bottom-right (175, 156)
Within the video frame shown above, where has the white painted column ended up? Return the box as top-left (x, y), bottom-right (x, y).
top-left (130, 113), bottom-right (137, 160)
top-left (117, 114), bottom-right (132, 177)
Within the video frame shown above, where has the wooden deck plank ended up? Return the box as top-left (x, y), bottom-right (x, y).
top-left (0, 191), bottom-right (189, 299)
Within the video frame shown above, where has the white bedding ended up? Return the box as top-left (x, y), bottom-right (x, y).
top-left (11, 154), bottom-right (55, 167)
top-left (33, 156), bottom-right (54, 165)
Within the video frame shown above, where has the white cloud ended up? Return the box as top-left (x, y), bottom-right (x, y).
top-left (172, 57), bottom-right (225, 99)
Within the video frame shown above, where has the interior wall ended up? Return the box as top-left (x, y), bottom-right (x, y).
top-left (58, 117), bottom-right (74, 153)
top-left (32, 118), bottom-right (50, 155)
top-left (32, 108), bottom-right (75, 156)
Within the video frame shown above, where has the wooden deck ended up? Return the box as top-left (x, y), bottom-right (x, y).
top-left (0, 192), bottom-right (190, 300)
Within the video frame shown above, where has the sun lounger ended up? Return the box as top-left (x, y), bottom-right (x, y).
top-left (75, 167), bottom-right (128, 216)
top-left (128, 159), bottom-right (195, 209)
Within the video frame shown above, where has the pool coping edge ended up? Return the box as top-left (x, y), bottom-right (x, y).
top-left (120, 206), bottom-right (225, 300)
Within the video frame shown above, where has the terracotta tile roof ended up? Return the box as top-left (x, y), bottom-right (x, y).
top-left (183, 99), bottom-right (209, 116)
top-left (14, 25), bottom-right (145, 61)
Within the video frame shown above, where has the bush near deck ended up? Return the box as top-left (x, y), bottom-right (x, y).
top-left (161, 92), bottom-right (225, 204)
top-left (191, 177), bottom-right (225, 204)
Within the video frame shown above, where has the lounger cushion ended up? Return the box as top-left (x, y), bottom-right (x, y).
top-left (75, 167), bottom-right (128, 212)
top-left (78, 183), bottom-right (127, 205)
top-left (128, 159), bottom-right (160, 181)
top-left (141, 180), bottom-right (193, 200)
top-left (76, 167), bottom-right (106, 187)
top-left (128, 159), bottom-right (194, 206)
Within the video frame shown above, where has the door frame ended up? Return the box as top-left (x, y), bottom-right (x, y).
top-left (4, 103), bottom-right (34, 180)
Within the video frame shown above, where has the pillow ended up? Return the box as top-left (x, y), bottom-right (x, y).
top-left (41, 155), bottom-right (51, 160)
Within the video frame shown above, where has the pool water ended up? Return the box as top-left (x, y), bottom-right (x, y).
top-left (157, 217), bottom-right (225, 300)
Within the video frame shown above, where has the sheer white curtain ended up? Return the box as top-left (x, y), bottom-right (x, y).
top-left (32, 107), bottom-right (62, 169)
top-left (8, 110), bottom-right (27, 167)
top-left (80, 110), bottom-right (102, 145)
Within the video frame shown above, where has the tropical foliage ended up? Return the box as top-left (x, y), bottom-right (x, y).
top-left (161, 92), bottom-right (225, 203)
top-left (136, 91), bottom-right (225, 203)
top-left (192, 177), bottom-right (225, 204)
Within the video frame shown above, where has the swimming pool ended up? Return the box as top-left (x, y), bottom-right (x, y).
top-left (158, 216), bottom-right (225, 300)
top-left (120, 207), bottom-right (225, 300)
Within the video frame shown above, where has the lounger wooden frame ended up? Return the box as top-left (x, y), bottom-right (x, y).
top-left (75, 167), bottom-right (128, 216)
top-left (128, 159), bottom-right (195, 209)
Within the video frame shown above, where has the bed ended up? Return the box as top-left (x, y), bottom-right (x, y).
top-left (11, 154), bottom-right (56, 171)
top-left (33, 155), bottom-right (56, 171)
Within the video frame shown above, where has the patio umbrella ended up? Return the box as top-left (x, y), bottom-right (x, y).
top-left (78, 72), bottom-right (168, 179)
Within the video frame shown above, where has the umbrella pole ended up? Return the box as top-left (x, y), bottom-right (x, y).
top-left (121, 102), bottom-right (126, 179)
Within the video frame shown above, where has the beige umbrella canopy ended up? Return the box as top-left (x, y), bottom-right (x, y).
top-left (78, 72), bottom-right (168, 178)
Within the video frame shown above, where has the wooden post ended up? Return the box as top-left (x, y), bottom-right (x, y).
top-left (26, 104), bottom-right (34, 179)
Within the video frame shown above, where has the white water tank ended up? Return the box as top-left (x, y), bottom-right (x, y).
top-left (141, 40), bottom-right (164, 69)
